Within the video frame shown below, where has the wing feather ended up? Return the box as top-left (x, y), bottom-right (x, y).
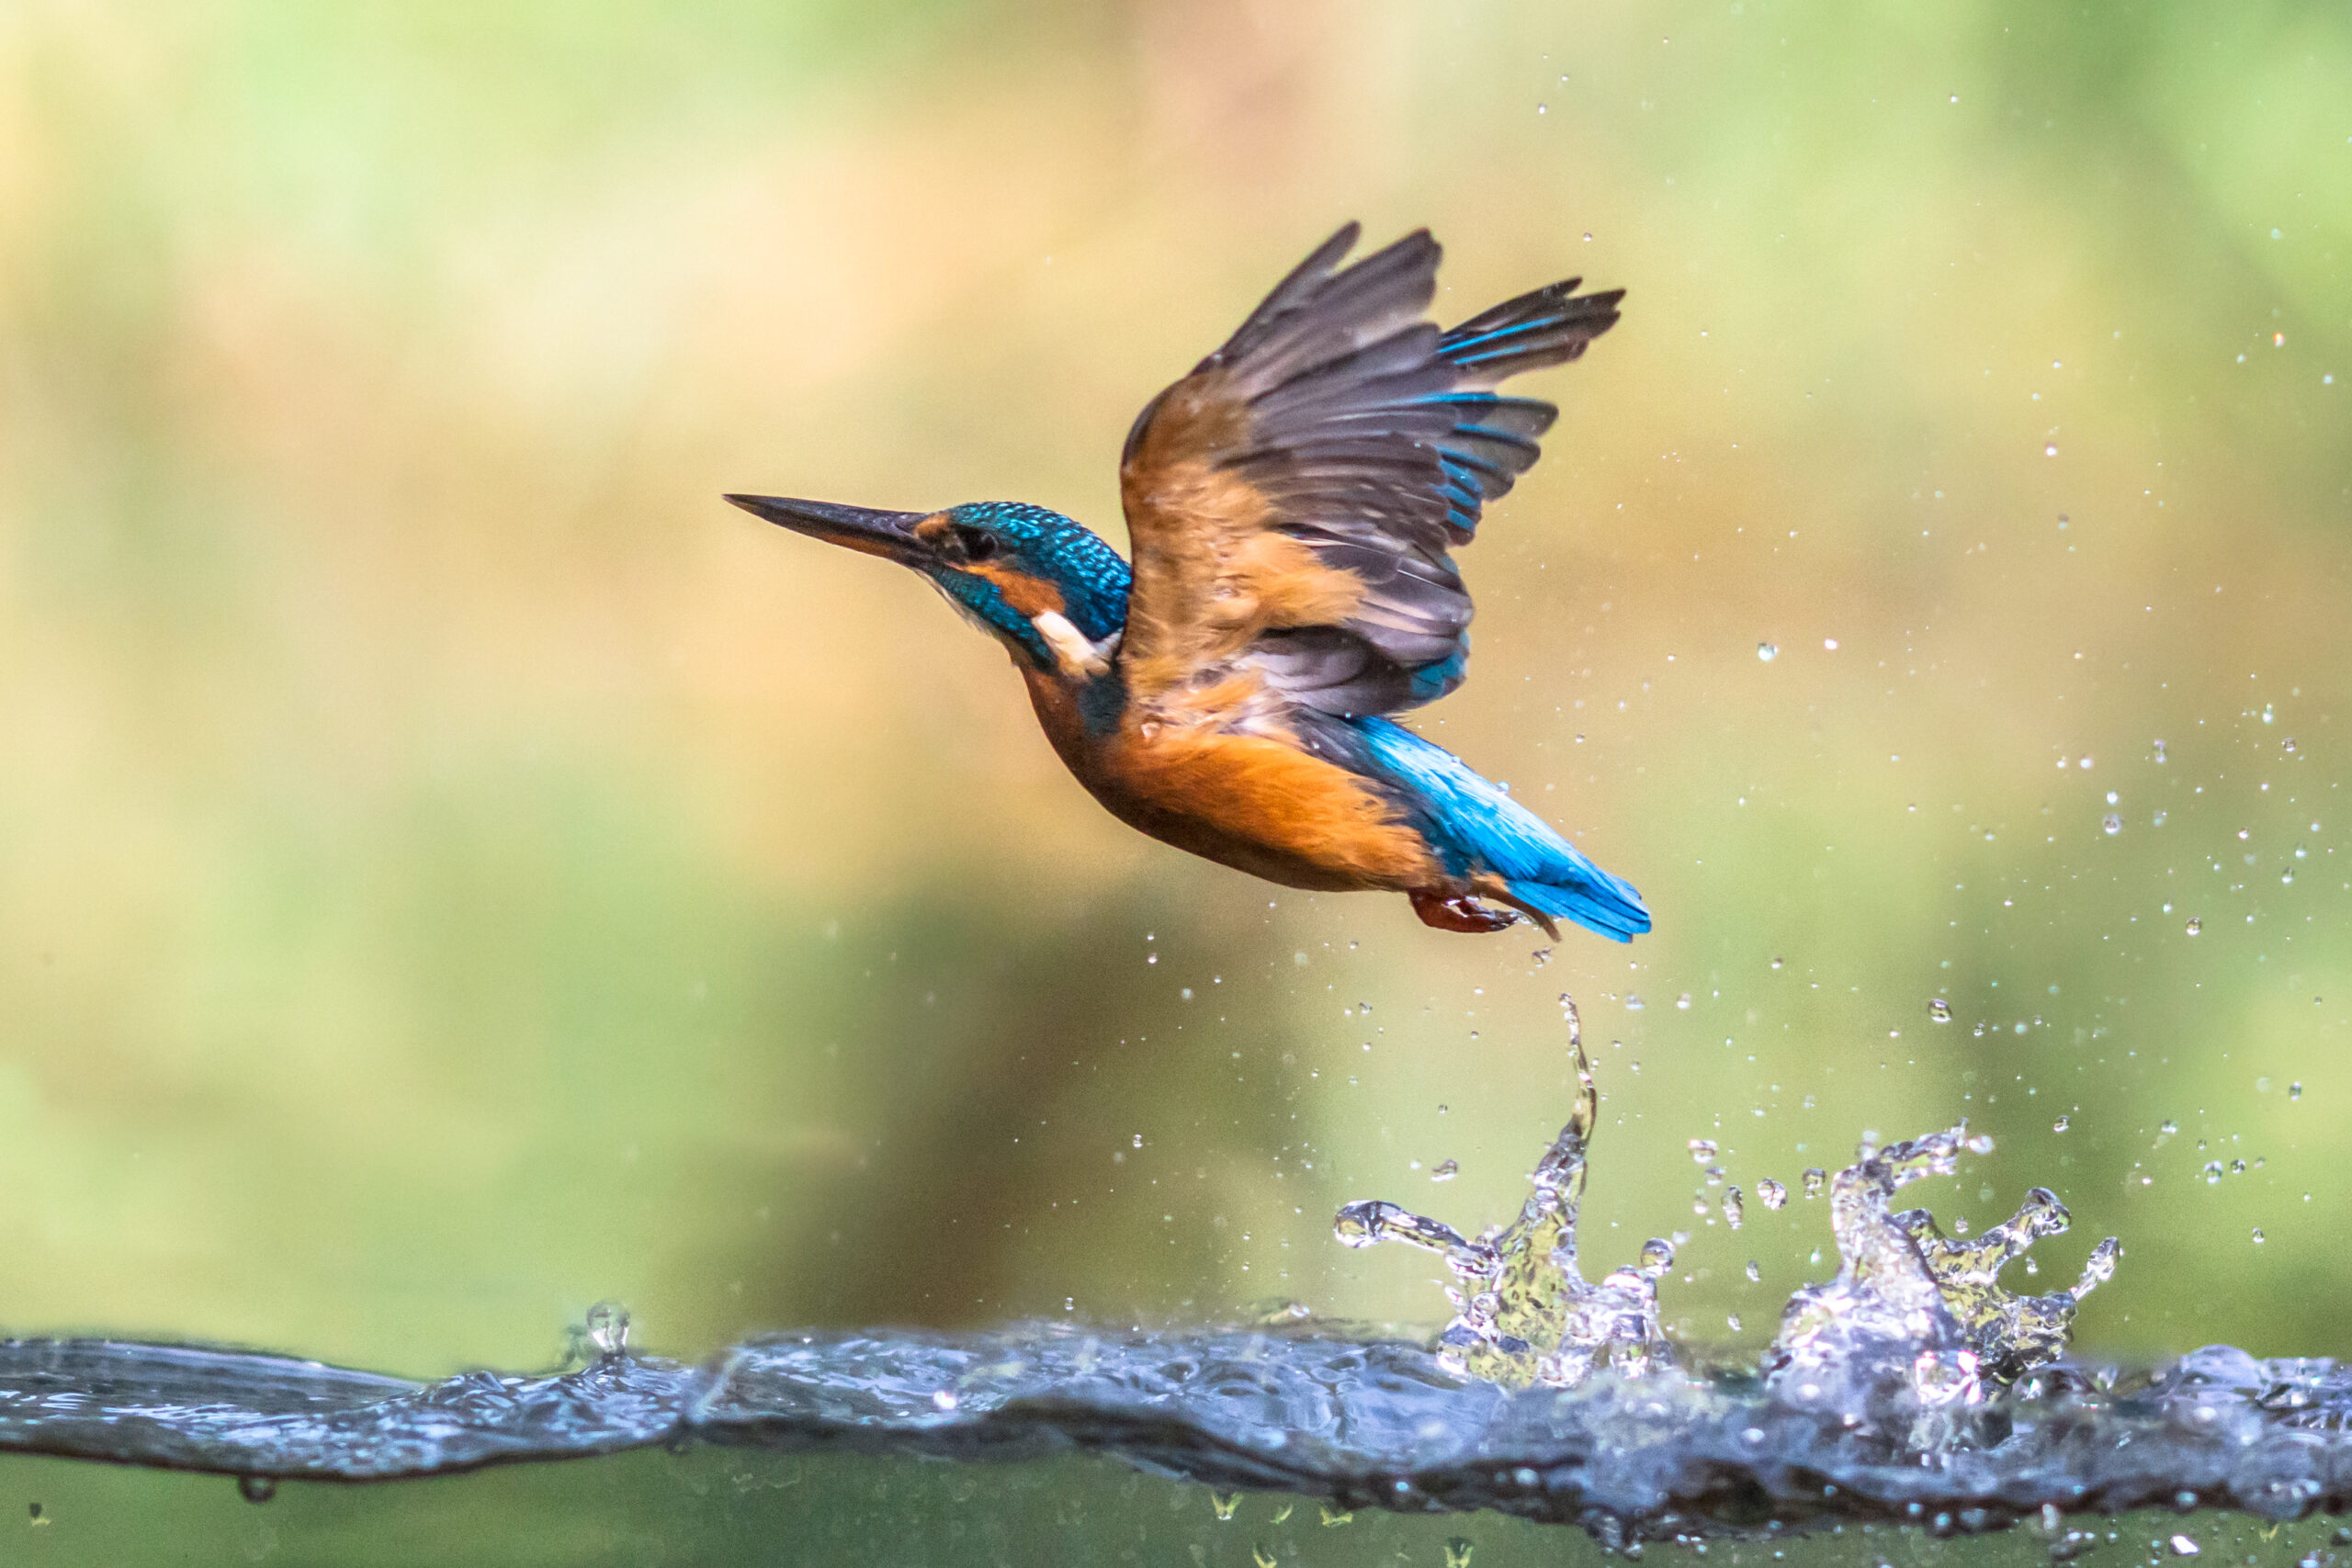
top-left (1119, 225), bottom-right (1620, 719)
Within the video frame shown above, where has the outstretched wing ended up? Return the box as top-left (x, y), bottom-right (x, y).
top-left (1116, 222), bottom-right (1621, 719)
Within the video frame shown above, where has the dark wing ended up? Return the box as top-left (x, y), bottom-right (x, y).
top-left (1116, 222), bottom-right (1621, 718)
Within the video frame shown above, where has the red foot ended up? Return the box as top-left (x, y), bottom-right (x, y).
top-left (1410, 890), bottom-right (1522, 934)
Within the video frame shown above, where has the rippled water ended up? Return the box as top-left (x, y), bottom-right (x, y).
top-left (5, 1004), bottom-right (2349, 1553)
top-left (6, 1324), bottom-right (2352, 1551)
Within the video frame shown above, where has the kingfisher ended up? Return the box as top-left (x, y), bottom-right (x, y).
top-left (729, 224), bottom-right (1648, 942)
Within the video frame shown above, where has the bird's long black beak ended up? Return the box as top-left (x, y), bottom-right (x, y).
top-left (726, 494), bottom-right (932, 565)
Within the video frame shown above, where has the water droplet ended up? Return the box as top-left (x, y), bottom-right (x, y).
top-left (932, 1388), bottom-right (959, 1411)
top-left (1132, 1134), bottom-right (1144, 1149)
top-left (1180, 987), bottom-right (1193, 1000)
top-left (1639, 1237), bottom-right (1676, 1275)
top-left (1431, 1159), bottom-right (1459, 1182)
top-left (1928, 998), bottom-right (1952, 1022)
top-left (2290, 1082), bottom-right (2302, 1100)
top-left (1703, 1165), bottom-right (1726, 1187)
top-left (2282, 866), bottom-right (2295, 885)
top-left (2169, 1533), bottom-right (2201, 1556)
top-left (2102, 814), bottom-right (2122, 835)
top-left (1689, 1139), bottom-right (1718, 1164)
top-left (238, 1476), bottom-right (277, 1505)
top-left (1757, 642), bottom-right (1778, 661)
top-left (585, 1301), bottom-right (630, 1356)
top-left (1211, 1490), bottom-right (1241, 1520)
top-left (2186, 917), bottom-right (2202, 935)
top-left (1723, 1186), bottom-right (1746, 1229)
top-left (2237, 827), bottom-right (2251, 840)
top-left (2284, 737), bottom-right (2298, 752)
top-left (2251, 1229), bottom-right (2266, 1245)
top-left (2231, 1158), bottom-right (2246, 1175)
top-left (1726, 1312), bottom-right (1744, 1332)
top-left (2159, 1120), bottom-right (2178, 1136)
top-left (2296, 842), bottom-right (2310, 858)
top-left (1770, 956), bottom-right (1783, 970)
top-left (1624, 994), bottom-right (1645, 1011)
top-left (1147, 953), bottom-right (1158, 964)
top-left (2154, 739), bottom-right (2167, 762)
top-left (2043, 443), bottom-right (2058, 457)
top-left (2053, 1115), bottom-right (2070, 1133)
top-left (2202, 1161), bottom-right (2224, 1185)
top-left (1802, 1168), bottom-right (1826, 1199)
top-left (1757, 1178), bottom-right (1787, 1210)
top-left (2262, 704), bottom-right (2275, 725)
top-left (1676, 993), bottom-right (1692, 1010)
top-left (2154, 809), bottom-right (2167, 826)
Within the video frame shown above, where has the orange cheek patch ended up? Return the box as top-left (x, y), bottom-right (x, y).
top-left (967, 562), bottom-right (1066, 618)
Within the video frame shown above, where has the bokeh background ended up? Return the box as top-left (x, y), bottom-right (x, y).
top-left (0, 0), bottom-right (2345, 1383)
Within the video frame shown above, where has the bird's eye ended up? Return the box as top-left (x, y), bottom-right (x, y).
top-left (954, 525), bottom-right (999, 561)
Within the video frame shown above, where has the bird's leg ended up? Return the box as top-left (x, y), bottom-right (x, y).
top-left (1410, 890), bottom-right (1522, 935)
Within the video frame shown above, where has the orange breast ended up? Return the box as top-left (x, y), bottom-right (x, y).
top-left (1019, 668), bottom-right (1441, 894)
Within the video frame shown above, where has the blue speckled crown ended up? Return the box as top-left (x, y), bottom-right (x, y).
top-left (944, 502), bottom-right (1132, 643)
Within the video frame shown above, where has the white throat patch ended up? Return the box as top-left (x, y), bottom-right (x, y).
top-left (1032, 611), bottom-right (1119, 678)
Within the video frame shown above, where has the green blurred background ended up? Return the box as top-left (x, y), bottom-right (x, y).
top-left (0, 0), bottom-right (2345, 1386)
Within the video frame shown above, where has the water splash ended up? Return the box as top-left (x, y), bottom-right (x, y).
top-left (0, 1009), bottom-right (2321, 1551)
top-left (1339, 1000), bottom-right (2117, 1407)
top-left (1335, 999), bottom-right (1676, 1387)
top-left (0, 1089), bottom-right (2331, 1557)
top-left (1768, 1124), bottom-right (2119, 1429)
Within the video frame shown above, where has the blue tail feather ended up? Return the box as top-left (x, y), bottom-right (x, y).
top-left (1351, 716), bottom-right (1650, 942)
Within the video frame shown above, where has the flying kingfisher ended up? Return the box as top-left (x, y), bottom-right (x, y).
top-left (729, 224), bottom-right (1649, 942)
